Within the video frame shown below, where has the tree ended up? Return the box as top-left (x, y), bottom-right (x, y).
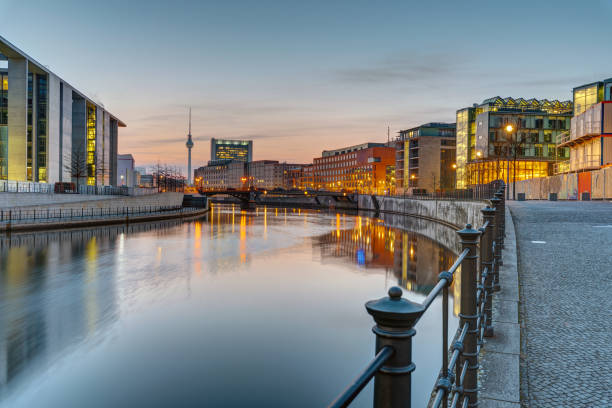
top-left (64, 141), bottom-right (88, 187)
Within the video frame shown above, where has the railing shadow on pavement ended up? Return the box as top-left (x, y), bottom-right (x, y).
top-left (328, 185), bottom-right (506, 408)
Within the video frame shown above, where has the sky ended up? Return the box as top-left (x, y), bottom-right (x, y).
top-left (2, 0), bottom-right (612, 173)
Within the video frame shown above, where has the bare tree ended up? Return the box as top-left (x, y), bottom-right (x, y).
top-left (64, 141), bottom-right (88, 187)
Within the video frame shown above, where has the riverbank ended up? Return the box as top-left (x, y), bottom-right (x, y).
top-left (0, 207), bottom-right (209, 233)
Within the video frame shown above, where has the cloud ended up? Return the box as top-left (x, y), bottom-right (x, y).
top-left (334, 53), bottom-right (467, 84)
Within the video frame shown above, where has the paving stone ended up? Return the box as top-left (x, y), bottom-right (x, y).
top-left (479, 350), bottom-right (520, 403)
top-left (492, 299), bottom-right (518, 324)
top-left (509, 201), bottom-right (612, 408)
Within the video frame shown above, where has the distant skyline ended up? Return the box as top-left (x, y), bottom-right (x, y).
top-left (2, 0), bottom-right (612, 174)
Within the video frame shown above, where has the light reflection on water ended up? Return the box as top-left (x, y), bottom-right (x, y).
top-left (0, 205), bottom-right (459, 407)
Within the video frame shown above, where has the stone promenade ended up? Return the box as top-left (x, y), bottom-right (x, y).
top-left (509, 201), bottom-right (612, 407)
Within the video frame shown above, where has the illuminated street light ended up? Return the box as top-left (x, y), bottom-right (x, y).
top-left (452, 163), bottom-right (457, 169)
top-left (505, 124), bottom-right (514, 133)
top-left (476, 150), bottom-right (482, 158)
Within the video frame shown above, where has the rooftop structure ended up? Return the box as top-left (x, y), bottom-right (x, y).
top-left (321, 142), bottom-right (385, 158)
top-left (210, 138), bottom-right (252, 163)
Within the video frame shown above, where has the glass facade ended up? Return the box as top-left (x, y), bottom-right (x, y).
top-left (211, 139), bottom-right (252, 162)
top-left (467, 160), bottom-right (549, 185)
top-left (27, 73), bottom-right (33, 180)
top-left (455, 109), bottom-right (471, 189)
top-left (456, 97), bottom-right (573, 188)
top-left (36, 74), bottom-right (47, 182)
top-left (86, 105), bottom-right (96, 186)
top-left (573, 83), bottom-right (602, 116)
top-left (0, 72), bottom-right (7, 179)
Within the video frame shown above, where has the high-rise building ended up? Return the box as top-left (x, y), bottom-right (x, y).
top-left (395, 123), bottom-right (456, 193)
top-left (210, 138), bottom-right (252, 162)
top-left (0, 35), bottom-right (125, 186)
top-left (313, 142), bottom-right (396, 194)
top-left (557, 78), bottom-right (612, 172)
top-left (455, 97), bottom-right (572, 188)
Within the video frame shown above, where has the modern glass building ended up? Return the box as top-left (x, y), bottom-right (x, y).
top-left (557, 78), bottom-right (612, 172)
top-left (210, 138), bottom-right (253, 163)
top-left (0, 35), bottom-right (125, 185)
top-left (455, 97), bottom-right (572, 188)
top-left (395, 122), bottom-right (456, 193)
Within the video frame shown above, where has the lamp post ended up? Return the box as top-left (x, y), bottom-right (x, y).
top-left (503, 123), bottom-right (521, 201)
top-left (475, 150), bottom-right (483, 185)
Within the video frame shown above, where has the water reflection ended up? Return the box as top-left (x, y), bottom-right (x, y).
top-left (0, 206), bottom-right (459, 407)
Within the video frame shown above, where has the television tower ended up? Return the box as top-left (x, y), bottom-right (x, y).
top-left (186, 108), bottom-right (194, 185)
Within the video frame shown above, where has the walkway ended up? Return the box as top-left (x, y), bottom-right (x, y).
top-left (508, 201), bottom-right (612, 407)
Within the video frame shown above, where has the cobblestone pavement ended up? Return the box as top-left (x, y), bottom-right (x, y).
top-left (508, 201), bottom-right (612, 408)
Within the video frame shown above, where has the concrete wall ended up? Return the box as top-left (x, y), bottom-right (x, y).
top-left (514, 167), bottom-right (612, 199)
top-left (61, 83), bottom-right (73, 182)
top-left (7, 57), bottom-right (27, 181)
top-left (357, 195), bottom-right (486, 229)
top-left (0, 192), bottom-right (183, 210)
top-left (47, 73), bottom-right (61, 184)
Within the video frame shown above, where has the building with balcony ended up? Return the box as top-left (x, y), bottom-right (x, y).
top-left (557, 78), bottom-right (612, 172)
top-left (455, 97), bottom-right (572, 188)
top-left (210, 138), bottom-right (253, 163)
top-left (395, 123), bottom-right (456, 194)
top-left (313, 142), bottom-right (396, 194)
top-left (0, 36), bottom-right (125, 186)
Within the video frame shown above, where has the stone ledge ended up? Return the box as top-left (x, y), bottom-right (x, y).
top-left (480, 206), bottom-right (520, 408)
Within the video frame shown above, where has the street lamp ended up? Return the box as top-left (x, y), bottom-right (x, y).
top-left (503, 122), bottom-right (521, 200)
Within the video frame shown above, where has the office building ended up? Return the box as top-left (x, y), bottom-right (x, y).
top-left (195, 159), bottom-right (305, 190)
top-left (395, 123), bottom-right (456, 194)
top-left (456, 97), bottom-right (572, 188)
top-left (313, 142), bottom-right (396, 194)
top-left (117, 154), bottom-right (135, 187)
top-left (0, 36), bottom-right (125, 186)
top-left (557, 78), bottom-right (612, 172)
top-left (210, 138), bottom-right (252, 162)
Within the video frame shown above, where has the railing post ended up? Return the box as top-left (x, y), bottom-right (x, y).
top-left (480, 206), bottom-right (496, 337)
top-left (456, 224), bottom-right (481, 408)
top-left (366, 286), bottom-right (425, 408)
top-left (490, 196), bottom-right (502, 292)
top-left (494, 190), bottom-right (505, 247)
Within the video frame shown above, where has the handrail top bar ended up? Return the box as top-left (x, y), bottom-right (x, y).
top-left (421, 248), bottom-right (469, 310)
top-left (448, 248), bottom-right (470, 275)
top-left (328, 346), bottom-right (394, 408)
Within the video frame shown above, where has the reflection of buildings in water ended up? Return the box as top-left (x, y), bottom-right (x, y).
top-left (314, 218), bottom-right (457, 302)
top-left (0, 219), bottom-right (196, 391)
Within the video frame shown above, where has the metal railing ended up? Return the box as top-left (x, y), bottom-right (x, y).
top-left (329, 186), bottom-right (506, 408)
top-left (0, 181), bottom-right (54, 193)
top-left (0, 205), bottom-right (195, 227)
top-left (0, 181), bottom-right (159, 196)
top-left (391, 181), bottom-right (503, 201)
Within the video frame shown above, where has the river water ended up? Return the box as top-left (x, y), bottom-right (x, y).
top-left (0, 205), bottom-right (459, 407)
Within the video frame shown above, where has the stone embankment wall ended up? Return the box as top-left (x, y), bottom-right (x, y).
top-left (514, 167), bottom-right (612, 200)
top-left (0, 192), bottom-right (184, 211)
top-left (357, 195), bottom-right (486, 229)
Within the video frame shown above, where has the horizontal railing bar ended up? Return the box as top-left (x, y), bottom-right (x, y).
top-left (421, 248), bottom-right (470, 309)
top-left (448, 248), bottom-right (470, 275)
top-left (328, 346), bottom-right (394, 408)
top-left (432, 389), bottom-right (444, 408)
top-left (450, 391), bottom-right (460, 408)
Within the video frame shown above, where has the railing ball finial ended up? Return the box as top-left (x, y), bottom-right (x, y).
top-left (388, 286), bottom-right (402, 300)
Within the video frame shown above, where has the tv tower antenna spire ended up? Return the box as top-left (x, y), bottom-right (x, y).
top-left (186, 107), bottom-right (194, 185)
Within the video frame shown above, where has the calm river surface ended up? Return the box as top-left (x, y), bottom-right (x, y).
top-left (0, 205), bottom-right (459, 407)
